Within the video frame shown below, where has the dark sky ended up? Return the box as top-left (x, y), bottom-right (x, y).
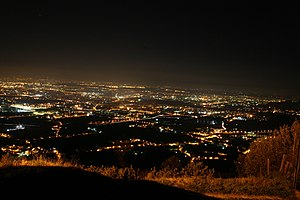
top-left (0, 1), bottom-right (299, 97)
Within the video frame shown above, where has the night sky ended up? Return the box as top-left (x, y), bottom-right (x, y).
top-left (0, 1), bottom-right (299, 97)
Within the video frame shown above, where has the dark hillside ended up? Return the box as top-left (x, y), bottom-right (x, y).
top-left (0, 166), bottom-right (219, 199)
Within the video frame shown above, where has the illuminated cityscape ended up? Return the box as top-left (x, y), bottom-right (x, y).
top-left (0, 78), bottom-right (299, 175)
top-left (1, 1), bottom-right (300, 198)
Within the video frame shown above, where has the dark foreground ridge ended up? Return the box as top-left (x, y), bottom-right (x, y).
top-left (0, 166), bottom-right (219, 199)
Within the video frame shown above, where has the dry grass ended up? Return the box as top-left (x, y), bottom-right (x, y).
top-left (0, 153), bottom-right (77, 168)
top-left (84, 165), bottom-right (144, 180)
top-left (149, 177), bottom-right (296, 200)
top-left (205, 193), bottom-right (285, 200)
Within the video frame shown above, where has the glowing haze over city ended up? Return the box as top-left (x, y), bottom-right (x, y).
top-left (0, 1), bottom-right (299, 97)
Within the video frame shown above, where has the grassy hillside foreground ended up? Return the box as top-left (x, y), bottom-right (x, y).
top-left (0, 154), bottom-right (297, 200)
